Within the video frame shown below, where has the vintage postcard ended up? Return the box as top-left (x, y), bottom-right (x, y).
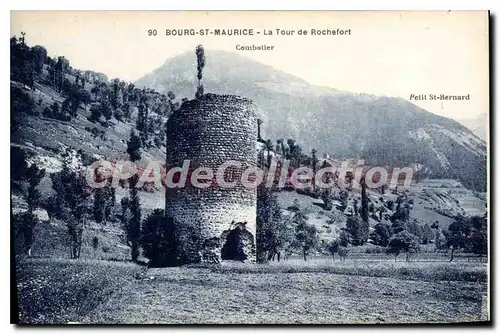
top-left (10, 11), bottom-right (489, 324)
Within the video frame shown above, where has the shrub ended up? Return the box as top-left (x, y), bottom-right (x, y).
top-left (140, 209), bottom-right (178, 266)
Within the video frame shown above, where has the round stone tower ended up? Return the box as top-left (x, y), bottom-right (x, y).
top-left (165, 93), bottom-right (258, 264)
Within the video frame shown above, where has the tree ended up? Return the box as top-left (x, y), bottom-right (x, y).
top-left (136, 94), bottom-right (149, 145)
top-left (391, 195), bottom-right (410, 222)
top-left (122, 102), bottom-right (132, 121)
top-left (50, 102), bottom-right (61, 118)
top-left (286, 139), bottom-right (303, 167)
top-left (78, 89), bottom-right (91, 107)
top-left (446, 215), bottom-right (473, 261)
top-left (256, 185), bottom-right (289, 262)
top-left (195, 44), bottom-right (205, 99)
top-left (14, 163), bottom-right (45, 256)
top-left (51, 153), bottom-right (92, 259)
top-left (30, 45), bottom-right (47, 74)
top-left (360, 178), bottom-right (369, 222)
top-left (10, 33), bottom-right (35, 87)
top-left (100, 98), bottom-right (113, 122)
top-left (257, 119), bottom-right (263, 140)
top-left (311, 149), bottom-right (318, 174)
top-left (11, 87), bottom-right (36, 121)
top-left (127, 176), bottom-right (142, 262)
top-left (59, 79), bottom-right (88, 118)
top-left (14, 211), bottom-right (39, 256)
top-left (54, 56), bottom-right (70, 92)
top-left (111, 78), bottom-right (124, 110)
top-left (120, 197), bottom-right (131, 225)
top-left (470, 214), bottom-right (487, 259)
top-left (93, 180), bottom-right (114, 225)
top-left (434, 229), bottom-right (447, 252)
top-left (125, 129), bottom-right (142, 262)
top-left (321, 188), bottom-right (334, 211)
top-left (386, 231), bottom-right (420, 262)
top-left (264, 139), bottom-right (273, 168)
top-left (25, 164), bottom-right (45, 212)
top-left (276, 138), bottom-right (285, 155)
top-left (406, 219), bottom-right (424, 243)
top-left (338, 229), bottom-right (350, 247)
top-left (345, 215), bottom-right (369, 246)
top-left (370, 222), bottom-right (392, 247)
top-left (338, 190), bottom-right (348, 211)
top-left (10, 146), bottom-right (30, 184)
top-left (422, 223), bottom-right (435, 244)
top-left (114, 108), bottom-right (124, 122)
top-left (378, 205), bottom-right (387, 221)
top-left (353, 198), bottom-right (359, 217)
top-left (89, 104), bottom-right (103, 123)
top-left (326, 239), bottom-right (339, 261)
top-left (127, 129), bottom-right (142, 162)
top-left (293, 212), bottom-right (318, 261)
top-left (91, 85), bottom-right (100, 101)
top-left (391, 219), bottom-right (407, 234)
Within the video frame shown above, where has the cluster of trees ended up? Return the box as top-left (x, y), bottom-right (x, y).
top-left (12, 147), bottom-right (92, 259)
top-left (443, 214), bottom-right (488, 261)
top-left (11, 32), bottom-right (41, 88)
top-left (12, 133), bottom-right (165, 262)
top-left (257, 135), bottom-right (317, 171)
top-left (12, 147), bottom-right (46, 256)
top-left (11, 32), bottom-right (179, 150)
top-left (11, 33), bottom-right (92, 122)
top-left (363, 193), bottom-right (487, 261)
top-left (12, 138), bottom-right (488, 264)
top-left (361, 193), bottom-right (438, 261)
top-left (256, 134), bottom-right (362, 212)
top-left (11, 39), bottom-right (488, 265)
top-left (256, 186), bottom-right (320, 262)
top-left (255, 172), bottom-right (488, 263)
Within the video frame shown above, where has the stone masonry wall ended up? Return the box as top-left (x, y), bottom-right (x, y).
top-left (165, 93), bottom-right (258, 264)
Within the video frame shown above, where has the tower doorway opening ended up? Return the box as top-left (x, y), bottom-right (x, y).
top-left (221, 223), bottom-right (255, 261)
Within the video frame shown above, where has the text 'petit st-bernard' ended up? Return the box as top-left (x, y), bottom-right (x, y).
top-left (409, 94), bottom-right (471, 101)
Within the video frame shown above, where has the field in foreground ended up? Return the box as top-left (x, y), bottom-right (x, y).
top-left (15, 258), bottom-right (488, 324)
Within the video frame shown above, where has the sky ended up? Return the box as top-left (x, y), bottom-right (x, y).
top-left (11, 10), bottom-right (489, 121)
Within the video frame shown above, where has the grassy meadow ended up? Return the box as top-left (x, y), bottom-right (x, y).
top-left (14, 255), bottom-right (488, 324)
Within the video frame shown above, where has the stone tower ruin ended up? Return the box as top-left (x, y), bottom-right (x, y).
top-left (165, 93), bottom-right (258, 264)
